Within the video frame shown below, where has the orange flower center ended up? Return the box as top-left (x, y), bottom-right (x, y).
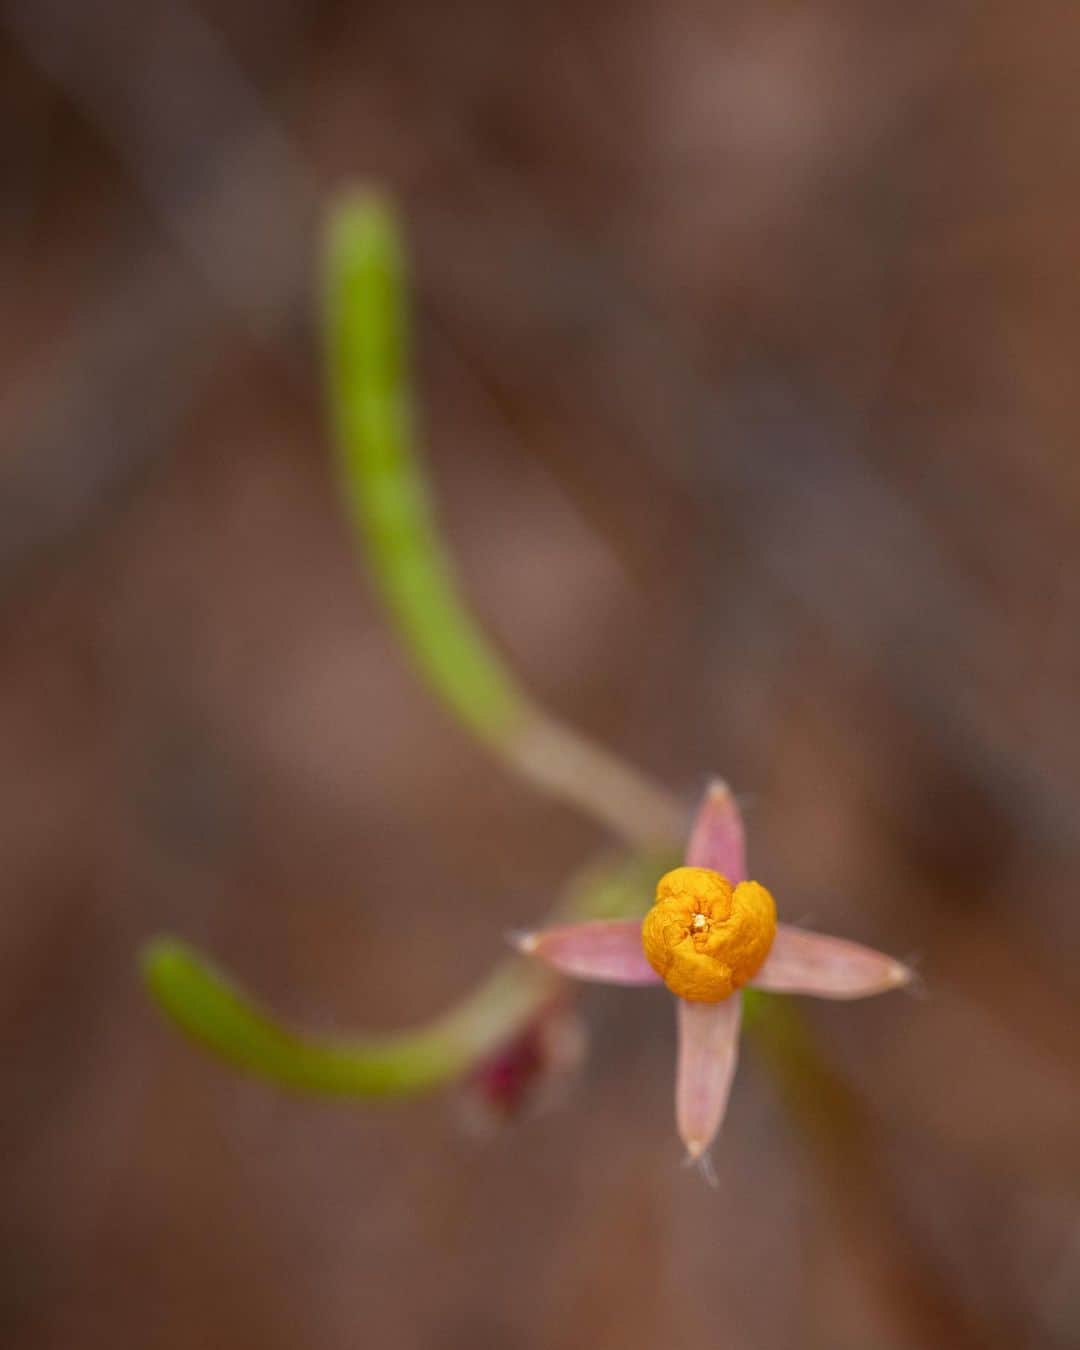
top-left (641, 866), bottom-right (777, 1002)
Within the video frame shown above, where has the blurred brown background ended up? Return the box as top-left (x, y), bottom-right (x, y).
top-left (3, 2), bottom-right (1079, 1347)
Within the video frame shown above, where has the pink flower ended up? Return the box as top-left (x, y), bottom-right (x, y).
top-left (515, 781), bottom-right (911, 1162)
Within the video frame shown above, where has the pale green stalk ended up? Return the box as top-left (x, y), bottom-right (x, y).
top-left (324, 193), bottom-right (523, 748)
top-left (325, 192), bottom-right (683, 851)
top-left (141, 852), bottom-right (667, 1096)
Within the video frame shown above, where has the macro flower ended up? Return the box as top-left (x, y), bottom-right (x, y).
top-left (516, 781), bottom-right (911, 1162)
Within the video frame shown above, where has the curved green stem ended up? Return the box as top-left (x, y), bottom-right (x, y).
top-left (141, 939), bottom-right (549, 1097)
top-left (141, 852), bottom-right (670, 1096)
top-left (324, 192), bottom-right (682, 851)
top-left (325, 192), bottom-right (522, 747)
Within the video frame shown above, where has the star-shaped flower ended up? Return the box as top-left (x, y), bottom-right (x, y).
top-left (516, 781), bottom-right (911, 1162)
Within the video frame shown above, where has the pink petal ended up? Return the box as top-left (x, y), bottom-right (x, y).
top-left (513, 920), bottom-right (661, 985)
top-left (751, 924), bottom-right (912, 999)
top-left (685, 779), bottom-right (747, 881)
top-left (676, 994), bottom-right (742, 1160)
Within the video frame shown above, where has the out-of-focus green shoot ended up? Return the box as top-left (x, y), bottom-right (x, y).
top-left (142, 851), bottom-right (663, 1097)
top-left (140, 190), bottom-right (681, 1096)
top-left (324, 193), bottom-right (520, 750)
top-left (325, 193), bottom-right (682, 853)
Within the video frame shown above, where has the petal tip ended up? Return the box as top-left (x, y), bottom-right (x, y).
top-left (687, 779), bottom-right (747, 877)
top-left (682, 1143), bottom-right (719, 1187)
top-left (509, 921), bottom-right (661, 985)
top-left (889, 960), bottom-right (916, 990)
